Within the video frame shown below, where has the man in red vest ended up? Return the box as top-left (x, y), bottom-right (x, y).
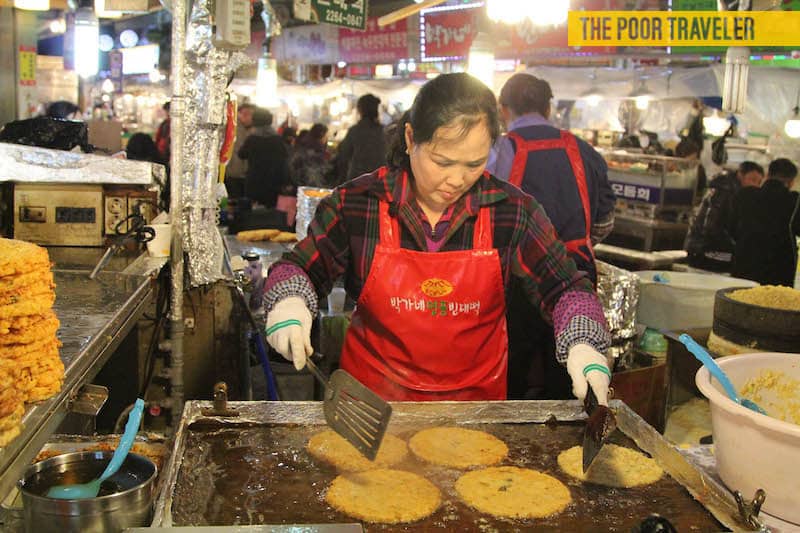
top-left (488, 73), bottom-right (616, 399)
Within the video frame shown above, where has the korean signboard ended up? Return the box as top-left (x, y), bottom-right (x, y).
top-left (339, 17), bottom-right (408, 64)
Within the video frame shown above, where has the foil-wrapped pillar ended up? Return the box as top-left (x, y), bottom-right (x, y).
top-left (178, 0), bottom-right (251, 286)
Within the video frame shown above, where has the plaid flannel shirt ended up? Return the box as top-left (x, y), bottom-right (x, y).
top-left (265, 166), bottom-right (610, 361)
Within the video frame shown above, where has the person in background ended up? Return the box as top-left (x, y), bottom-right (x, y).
top-left (290, 123), bottom-right (332, 188)
top-left (154, 101), bottom-right (171, 162)
top-left (238, 108), bottom-right (290, 209)
top-left (263, 73), bottom-right (611, 405)
top-left (730, 158), bottom-right (799, 287)
top-left (125, 133), bottom-right (161, 163)
top-left (685, 160), bottom-right (764, 272)
top-left (224, 103), bottom-right (255, 198)
top-left (487, 73), bottom-right (616, 400)
top-left (46, 101), bottom-right (81, 120)
top-left (335, 94), bottom-right (387, 186)
top-left (675, 137), bottom-right (708, 197)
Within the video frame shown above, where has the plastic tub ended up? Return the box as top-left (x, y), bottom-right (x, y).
top-left (635, 271), bottom-right (757, 331)
top-left (695, 353), bottom-right (800, 525)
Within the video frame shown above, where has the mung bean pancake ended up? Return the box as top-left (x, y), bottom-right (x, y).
top-left (0, 311), bottom-right (59, 345)
top-left (326, 469), bottom-right (440, 523)
top-left (408, 427), bottom-right (508, 468)
top-left (0, 238), bottom-right (51, 278)
top-left (307, 430), bottom-right (407, 471)
top-left (558, 444), bottom-right (664, 488)
top-left (455, 466), bottom-right (572, 519)
top-left (0, 292), bottom-right (55, 319)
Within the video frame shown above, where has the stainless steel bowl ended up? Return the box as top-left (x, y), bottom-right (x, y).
top-left (18, 451), bottom-right (156, 533)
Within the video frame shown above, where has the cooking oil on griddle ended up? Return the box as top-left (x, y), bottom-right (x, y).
top-left (171, 422), bottom-right (723, 532)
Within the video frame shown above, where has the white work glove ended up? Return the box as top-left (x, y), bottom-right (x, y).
top-left (265, 296), bottom-right (313, 371)
top-left (566, 343), bottom-right (611, 406)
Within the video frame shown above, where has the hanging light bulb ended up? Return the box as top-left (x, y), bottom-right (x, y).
top-left (101, 78), bottom-right (114, 93)
top-left (74, 7), bottom-right (99, 78)
top-left (467, 32), bottom-right (495, 90)
top-left (580, 70), bottom-right (603, 107)
top-left (722, 47), bottom-right (750, 114)
top-left (785, 89), bottom-right (800, 139)
top-left (703, 109), bottom-right (732, 137)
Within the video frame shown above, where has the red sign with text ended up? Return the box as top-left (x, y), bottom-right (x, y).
top-left (423, 9), bottom-right (477, 59)
top-left (339, 17), bottom-right (409, 64)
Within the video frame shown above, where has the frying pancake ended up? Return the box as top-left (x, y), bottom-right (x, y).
top-left (326, 469), bottom-right (440, 523)
top-left (456, 466), bottom-right (572, 519)
top-left (270, 231), bottom-right (297, 243)
top-left (0, 337), bottom-right (61, 360)
top-left (307, 430), bottom-right (408, 472)
top-left (236, 229), bottom-right (281, 242)
top-left (0, 405), bottom-right (24, 431)
top-left (557, 444), bottom-right (664, 488)
top-left (26, 381), bottom-right (62, 402)
top-left (408, 427), bottom-right (508, 469)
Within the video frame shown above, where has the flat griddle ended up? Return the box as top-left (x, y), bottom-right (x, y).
top-left (153, 401), bottom-right (747, 531)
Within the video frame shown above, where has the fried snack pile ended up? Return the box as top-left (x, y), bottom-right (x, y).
top-left (236, 229), bottom-right (298, 243)
top-left (0, 238), bottom-right (64, 447)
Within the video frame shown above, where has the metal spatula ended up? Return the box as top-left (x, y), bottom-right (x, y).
top-left (582, 387), bottom-right (617, 473)
top-left (305, 356), bottom-right (392, 461)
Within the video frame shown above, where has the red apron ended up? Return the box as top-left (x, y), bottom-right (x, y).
top-left (507, 130), bottom-right (594, 265)
top-left (339, 194), bottom-right (508, 401)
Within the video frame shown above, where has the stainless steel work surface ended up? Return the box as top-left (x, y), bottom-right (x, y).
top-left (155, 401), bottom-right (745, 532)
top-left (0, 268), bottom-right (158, 500)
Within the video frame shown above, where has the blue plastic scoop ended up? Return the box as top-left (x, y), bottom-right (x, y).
top-left (46, 399), bottom-right (145, 500)
top-left (678, 334), bottom-right (767, 415)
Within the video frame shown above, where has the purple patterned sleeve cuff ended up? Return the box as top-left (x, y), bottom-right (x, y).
top-left (263, 263), bottom-right (319, 316)
top-left (552, 290), bottom-right (611, 362)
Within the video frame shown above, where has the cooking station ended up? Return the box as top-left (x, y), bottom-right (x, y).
top-left (150, 401), bottom-right (750, 532)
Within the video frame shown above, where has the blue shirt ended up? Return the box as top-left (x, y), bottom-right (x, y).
top-left (487, 113), bottom-right (552, 179)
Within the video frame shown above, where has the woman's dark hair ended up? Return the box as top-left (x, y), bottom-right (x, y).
top-left (675, 138), bottom-right (701, 158)
top-left (357, 94), bottom-right (381, 122)
top-left (388, 73), bottom-right (500, 170)
top-left (303, 123), bottom-right (328, 145)
top-left (46, 100), bottom-right (80, 119)
top-left (126, 132), bottom-right (161, 163)
top-left (498, 73), bottom-right (553, 117)
top-left (251, 107), bottom-right (274, 128)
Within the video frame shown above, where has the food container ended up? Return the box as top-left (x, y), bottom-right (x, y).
top-left (635, 271), bottom-right (757, 331)
top-left (18, 451), bottom-right (156, 533)
top-left (695, 353), bottom-right (800, 525)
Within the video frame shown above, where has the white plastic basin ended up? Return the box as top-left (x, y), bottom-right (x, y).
top-left (695, 353), bottom-right (800, 525)
top-left (635, 271), bottom-right (757, 331)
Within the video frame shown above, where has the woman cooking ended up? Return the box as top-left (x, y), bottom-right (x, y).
top-left (263, 73), bottom-right (611, 406)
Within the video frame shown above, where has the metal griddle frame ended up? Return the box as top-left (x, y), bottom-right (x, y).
top-left (152, 400), bottom-right (747, 531)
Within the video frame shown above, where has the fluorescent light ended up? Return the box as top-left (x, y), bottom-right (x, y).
top-left (14, 0), bottom-right (49, 11)
top-left (722, 47), bottom-right (750, 114)
top-left (74, 8), bottom-right (99, 78)
top-left (785, 118), bottom-right (800, 139)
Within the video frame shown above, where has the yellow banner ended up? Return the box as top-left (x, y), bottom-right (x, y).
top-left (568, 11), bottom-right (800, 47)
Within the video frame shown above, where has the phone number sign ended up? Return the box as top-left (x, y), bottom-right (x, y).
top-left (314, 0), bottom-right (367, 30)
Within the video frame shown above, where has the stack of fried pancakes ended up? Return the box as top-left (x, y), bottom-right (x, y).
top-left (0, 238), bottom-right (64, 447)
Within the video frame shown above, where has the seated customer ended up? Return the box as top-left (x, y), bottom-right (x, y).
top-left (730, 158), bottom-right (799, 286)
top-left (684, 161), bottom-right (764, 272)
